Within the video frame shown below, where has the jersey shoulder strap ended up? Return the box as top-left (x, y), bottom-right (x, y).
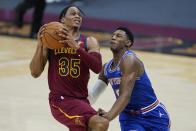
top-left (119, 51), bottom-right (136, 64)
top-left (75, 34), bottom-right (88, 51)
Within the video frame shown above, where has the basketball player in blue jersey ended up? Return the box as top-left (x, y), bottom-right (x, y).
top-left (88, 26), bottom-right (171, 131)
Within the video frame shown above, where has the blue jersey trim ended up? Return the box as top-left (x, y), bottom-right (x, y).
top-left (84, 36), bottom-right (88, 51)
top-left (75, 34), bottom-right (82, 42)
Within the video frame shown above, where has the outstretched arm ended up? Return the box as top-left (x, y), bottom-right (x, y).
top-left (102, 54), bottom-right (140, 121)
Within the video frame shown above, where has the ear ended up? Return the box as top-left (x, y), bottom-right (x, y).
top-left (125, 40), bottom-right (132, 47)
top-left (60, 18), bottom-right (65, 23)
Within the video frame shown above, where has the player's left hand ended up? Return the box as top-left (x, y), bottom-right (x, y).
top-left (62, 39), bottom-right (80, 50)
top-left (57, 27), bottom-right (80, 50)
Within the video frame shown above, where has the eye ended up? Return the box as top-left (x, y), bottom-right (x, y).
top-left (78, 13), bottom-right (82, 17)
top-left (111, 34), bottom-right (115, 38)
top-left (70, 11), bottom-right (76, 16)
top-left (71, 12), bottom-right (76, 16)
top-left (117, 34), bottom-right (122, 38)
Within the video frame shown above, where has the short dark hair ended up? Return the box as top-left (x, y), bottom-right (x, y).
top-left (59, 5), bottom-right (85, 21)
top-left (116, 26), bottom-right (134, 46)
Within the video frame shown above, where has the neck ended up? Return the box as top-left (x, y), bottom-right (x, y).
top-left (69, 27), bottom-right (80, 40)
top-left (112, 48), bottom-right (128, 67)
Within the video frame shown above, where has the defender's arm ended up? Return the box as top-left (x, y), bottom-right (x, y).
top-left (88, 64), bottom-right (109, 104)
top-left (103, 54), bottom-right (140, 121)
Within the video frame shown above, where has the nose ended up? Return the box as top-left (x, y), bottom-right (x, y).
top-left (112, 35), bottom-right (116, 40)
top-left (75, 13), bottom-right (81, 18)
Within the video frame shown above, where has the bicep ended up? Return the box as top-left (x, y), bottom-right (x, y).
top-left (86, 36), bottom-right (100, 53)
top-left (119, 55), bottom-right (139, 96)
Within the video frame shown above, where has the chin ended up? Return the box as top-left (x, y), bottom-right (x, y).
top-left (73, 24), bottom-right (81, 28)
top-left (110, 46), bottom-right (116, 52)
top-left (110, 44), bottom-right (117, 50)
top-left (73, 26), bottom-right (80, 30)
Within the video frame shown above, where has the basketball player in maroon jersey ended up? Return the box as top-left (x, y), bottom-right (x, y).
top-left (30, 6), bottom-right (109, 131)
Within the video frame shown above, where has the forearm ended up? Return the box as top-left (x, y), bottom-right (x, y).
top-left (107, 94), bottom-right (130, 121)
top-left (77, 47), bottom-right (102, 74)
top-left (30, 44), bottom-right (47, 78)
top-left (108, 73), bottom-right (136, 121)
top-left (106, 77), bottom-right (133, 121)
top-left (88, 79), bottom-right (107, 104)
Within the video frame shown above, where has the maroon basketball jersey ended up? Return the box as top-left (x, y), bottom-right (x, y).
top-left (48, 34), bottom-right (90, 98)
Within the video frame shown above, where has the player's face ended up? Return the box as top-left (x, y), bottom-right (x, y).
top-left (63, 7), bottom-right (82, 28)
top-left (110, 30), bottom-right (128, 52)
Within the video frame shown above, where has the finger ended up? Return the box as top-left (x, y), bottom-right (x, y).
top-left (59, 40), bottom-right (67, 43)
top-left (38, 26), bottom-right (46, 36)
top-left (60, 29), bottom-right (69, 34)
top-left (39, 24), bottom-right (47, 31)
top-left (38, 33), bottom-right (43, 40)
top-left (98, 110), bottom-right (104, 116)
top-left (40, 34), bottom-right (44, 39)
top-left (56, 32), bottom-right (67, 38)
top-left (38, 38), bottom-right (43, 46)
top-left (62, 26), bottom-right (69, 31)
top-left (98, 108), bottom-right (104, 114)
top-left (59, 34), bottom-right (67, 38)
top-left (59, 40), bottom-right (71, 44)
top-left (98, 108), bottom-right (103, 111)
top-left (98, 108), bottom-right (105, 112)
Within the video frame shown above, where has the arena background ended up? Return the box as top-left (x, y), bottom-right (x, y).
top-left (0, 0), bottom-right (196, 131)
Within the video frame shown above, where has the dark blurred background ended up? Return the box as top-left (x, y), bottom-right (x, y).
top-left (0, 0), bottom-right (196, 56)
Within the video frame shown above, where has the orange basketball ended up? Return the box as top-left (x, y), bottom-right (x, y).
top-left (40, 22), bottom-right (66, 49)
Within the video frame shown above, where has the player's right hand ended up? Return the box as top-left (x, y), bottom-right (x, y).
top-left (37, 24), bottom-right (47, 46)
top-left (98, 108), bottom-right (107, 116)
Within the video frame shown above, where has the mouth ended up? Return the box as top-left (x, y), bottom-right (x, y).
top-left (110, 41), bottom-right (116, 45)
top-left (73, 19), bottom-right (81, 25)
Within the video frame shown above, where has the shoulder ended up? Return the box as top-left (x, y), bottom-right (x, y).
top-left (86, 36), bottom-right (100, 53)
top-left (122, 53), bottom-right (136, 62)
top-left (123, 52), bottom-right (142, 65)
top-left (86, 36), bottom-right (97, 40)
top-left (86, 36), bottom-right (98, 44)
top-left (120, 53), bottom-right (141, 73)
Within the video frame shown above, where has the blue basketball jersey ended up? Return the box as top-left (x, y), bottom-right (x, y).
top-left (104, 51), bottom-right (157, 119)
top-left (104, 51), bottom-right (171, 130)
